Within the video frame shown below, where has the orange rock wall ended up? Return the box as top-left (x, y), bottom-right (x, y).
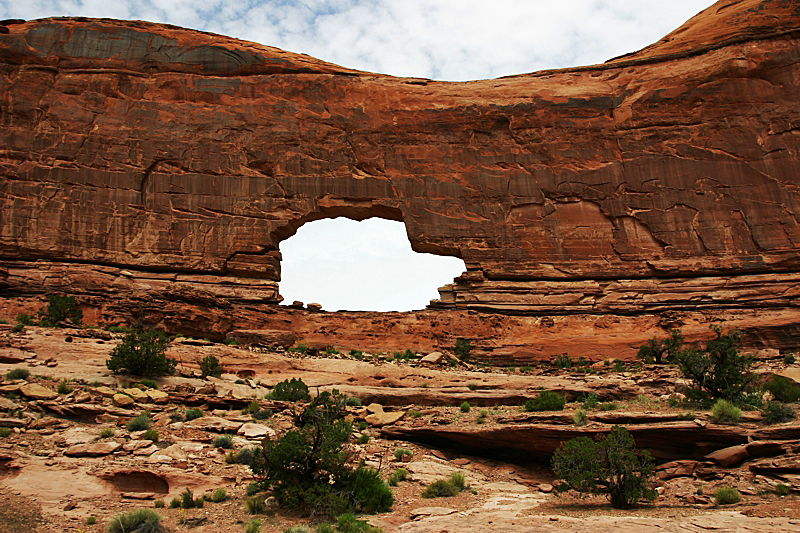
top-left (1, 1), bottom-right (800, 360)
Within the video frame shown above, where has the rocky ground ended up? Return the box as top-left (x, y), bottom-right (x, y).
top-left (1, 324), bottom-right (799, 532)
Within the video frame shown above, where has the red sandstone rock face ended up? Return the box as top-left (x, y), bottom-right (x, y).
top-left (1, 1), bottom-right (800, 358)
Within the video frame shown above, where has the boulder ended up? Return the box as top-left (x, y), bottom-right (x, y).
top-left (237, 423), bottom-right (276, 439)
top-left (145, 389), bottom-right (169, 403)
top-left (64, 442), bottom-right (121, 457)
top-left (112, 394), bottom-right (135, 407)
top-left (19, 383), bottom-right (57, 400)
top-left (706, 445), bottom-right (750, 467)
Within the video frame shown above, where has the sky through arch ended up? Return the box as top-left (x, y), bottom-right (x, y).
top-left (278, 218), bottom-right (466, 311)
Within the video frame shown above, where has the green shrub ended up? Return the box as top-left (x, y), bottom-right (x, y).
top-left (180, 488), bottom-right (194, 509)
top-left (106, 509), bottom-right (165, 533)
top-left (11, 323), bottom-right (24, 333)
top-left (553, 425), bottom-right (656, 509)
top-left (246, 482), bottom-right (262, 496)
top-left (460, 401), bottom-right (471, 413)
top-left (126, 413), bottom-right (151, 432)
top-left (170, 497), bottom-right (180, 508)
top-left (775, 483), bottom-right (790, 496)
top-left (713, 486), bottom-right (741, 505)
top-left (87, 516), bottom-right (96, 525)
top-left (245, 518), bottom-right (262, 533)
top-left (143, 429), bottom-right (159, 442)
top-left (154, 499), bottom-right (164, 508)
top-left (6, 368), bottom-right (29, 380)
top-left (524, 390), bottom-right (565, 412)
top-left (212, 488), bottom-right (227, 502)
top-left (57, 380), bottom-right (71, 394)
top-left (421, 479), bottom-right (459, 498)
top-left (336, 512), bottom-right (384, 533)
top-left (245, 495), bottom-right (267, 514)
top-left (675, 326), bottom-right (755, 402)
top-left (573, 409), bottom-right (588, 426)
top-left (185, 408), bottom-right (203, 421)
top-left (349, 349), bottom-right (363, 358)
top-left (0, 427), bottom-right (12, 438)
top-left (325, 346), bottom-right (340, 355)
top-left (711, 399), bottom-right (741, 424)
top-left (253, 408), bottom-right (273, 420)
top-left (99, 428), bottom-right (115, 438)
top-left (194, 496), bottom-right (204, 508)
top-left (37, 293), bottom-right (83, 327)
top-left (214, 434), bottom-right (233, 448)
top-left (345, 396), bottom-right (361, 407)
top-left (387, 468), bottom-right (408, 486)
top-left (614, 360), bottom-right (625, 372)
top-left (138, 379), bottom-right (157, 389)
top-left (599, 402), bottom-right (617, 411)
top-left (394, 448), bottom-right (412, 461)
top-left (269, 378), bottom-right (311, 402)
top-left (250, 390), bottom-right (392, 516)
top-left (582, 394), bottom-right (599, 410)
top-left (316, 523), bottom-right (335, 533)
top-left (242, 399), bottom-right (260, 415)
top-left (226, 447), bottom-right (257, 465)
top-left (763, 402), bottom-right (795, 424)
top-left (637, 329), bottom-right (683, 364)
top-left (284, 527), bottom-right (311, 533)
top-left (454, 338), bottom-right (471, 360)
top-left (16, 313), bottom-right (34, 326)
top-left (553, 355), bottom-right (572, 369)
top-left (106, 329), bottom-right (176, 377)
top-left (289, 344), bottom-right (308, 354)
top-left (764, 375), bottom-right (800, 403)
top-left (358, 434), bottom-right (369, 444)
top-left (357, 421), bottom-right (368, 431)
top-left (784, 353), bottom-right (796, 365)
top-left (449, 471), bottom-right (466, 491)
top-left (200, 355), bottom-right (223, 378)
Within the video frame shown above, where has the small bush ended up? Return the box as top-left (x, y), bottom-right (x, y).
top-left (6, 368), bottom-right (29, 380)
top-left (325, 346), bottom-right (340, 355)
top-left (358, 434), bottom-right (369, 444)
top-left (106, 509), bottom-right (165, 533)
top-left (764, 375), bottom-right (800, 403)
top-left (185, 408), bottom-right (203, 421)
top-left (449, 471), bottom-right (466, 491)
top-left (614, 360), bottom-right (625, 372)
top-left (245, 495), bottom-right (267, 514)
top-left (245, 518), bottom-right (262, 533)
top-left (553, 355), bottom-right (572, 369)
top-left (460, 401), bottom-right (471, 413)
top-left (11, 323), bottom-right (24, 333)
top-left (138, 379), bottom-right (158, 389)
top-left (713, 486), bottom-right (741, 505)
top-left (57, 380), bottom-right (71, 394)
top-left (775, 483), bottom-right (790, 496)
top-left (387, 468), bottom-right (408, 486)
top-left (181, 488), bottom-right (195, 509)
top-left (194, 496), bottom-right (204, 508)
top-left (126, 413), bottom-right (151, 432)
top-left (87, 516), bottom-right (96, 525)
top-left (0, 427), bottom-right (12, 438)
top-left (212, 488), bottom-right (227, 502)
top-left (763, 402), bottom-right (795, 424)
top-left (213, 434), bottom-right (233, 449)
top-left (357, 421), bottom-right (368, 430)
top-left (243, 399), bottom-right (261, 415)
top-left (170, 497), bottom-right (180, 508)
top-left (711, 399), bottom-right (741, 424)
top-left (226, 447), bottom-right (256, 465)
top-left (346, 396), bottom-right (362, 407)
top-left (252, 408), bottom-right (273, 420)
top-left (454, 338), bottom-right (471, 360)
top-left (16, 313), bottom-right (34, 326)
top-left (599, 402), bottom-right (617, 411)
top-left (154, 499), bottom-right (165, 508)
top-left (524, 390), bottom-right (565, 412)
top-left (582, 394), bottom-right (599, 410)
top-left (316, 523), bottom-right (335, 533)
top-left (336, 512), bottom-right (384, 533)
top-left (199, 355), bottom-right (223, 378)
top-left (573, 409), bottom-right (588, 426)
top-left (421, 479), bottom-right (459, 498)
top-left (784, 353), bottom-right (796, 365)
top-left (106, 329), bottom-right (176, 378)
top-left (143, 429), bottom-right (159, 442)
top-left (99, 428), bottom-right (115, 438)
top-left (246, 482), bottom-right (262, 496)
top-left (289, 344), bottom-right (308, 354)
top-left (284, 527), bottom-right (311, 533)
top-left (394, 448), bottom-right (412, 461)
top-left (269, 377), bottom-right (311, 402)
top-left (37, 293), bottom-right (83, 327)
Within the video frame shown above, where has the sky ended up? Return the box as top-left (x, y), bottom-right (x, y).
top-left (0, 0), bottom-right (716, 311)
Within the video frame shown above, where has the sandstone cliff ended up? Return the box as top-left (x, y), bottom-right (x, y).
top-left (1, 0), bottom-right (799, 359)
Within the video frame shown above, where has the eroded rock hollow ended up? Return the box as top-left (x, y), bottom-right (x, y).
top-left (1, 0), bottom-right (800, 360)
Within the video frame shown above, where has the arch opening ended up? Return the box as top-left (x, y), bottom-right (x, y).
top-left (278, 217), bottom-right (466, 312)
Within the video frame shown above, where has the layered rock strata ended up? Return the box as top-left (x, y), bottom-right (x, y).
top-left (1, 0), bottom-right (800, 358)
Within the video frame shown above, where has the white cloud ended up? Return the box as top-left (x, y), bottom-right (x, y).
top-left (0, 0), bottom-right (717, 310)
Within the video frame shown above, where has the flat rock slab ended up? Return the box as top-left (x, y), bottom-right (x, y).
top-left (64, 442), bottom-right (121, 457)
top-left (366, 409), bottom-right (406, 427)
top-left (19, 383), bottom-right (57, 400)
top-left (237, 423), bottom-right (275, 439)
top-left (112, 394), bottom-right (135, 407)
top-left (409, 507), bottom-right (457, 519)
top-left (183, 416), bottom-right (242, 433)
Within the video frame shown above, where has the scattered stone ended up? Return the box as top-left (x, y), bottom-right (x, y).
top-left (64, 442), bottom-right (122, 457)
